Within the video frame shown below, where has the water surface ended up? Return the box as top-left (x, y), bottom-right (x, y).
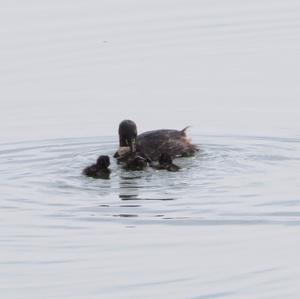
top-left (1, 135), bottom-right (300, 298)
top-left (1, 0), bottom-right (300, 297)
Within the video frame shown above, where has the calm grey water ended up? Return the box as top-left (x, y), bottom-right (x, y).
top-left (1, 135), bottom-right (300, 298)
top-left (1, 0), bottom-right (300, 297)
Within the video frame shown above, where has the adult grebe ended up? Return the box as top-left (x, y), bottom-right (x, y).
top-left (114, 120), bottom-right (198, 161)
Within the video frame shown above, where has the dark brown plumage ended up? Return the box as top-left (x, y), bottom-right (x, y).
top-left (114, 120), bottom-right (198, 162)
top-left (83, 155), bottom-right (111, 179)
top-left (123, 154), bottom-right (148, 171)
top-left (151, 153), bottom-right (180, 172)
top-left (137, 127), bottom-right (198, 161)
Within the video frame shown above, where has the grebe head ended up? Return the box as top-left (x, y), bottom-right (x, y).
top-left (118, 120), bottom-right (137, 152)
top-left (127, 155), bottom-right (147, 171)
top-left (96, 155), bottom-right (110, 169)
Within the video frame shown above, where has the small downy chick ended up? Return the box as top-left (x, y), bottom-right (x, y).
top-left (151, 153), bottom-right (180, 172)
top-left (123, 154), bottom-right (148, 171)
top-left (83, 155), bottom-right (111, 179)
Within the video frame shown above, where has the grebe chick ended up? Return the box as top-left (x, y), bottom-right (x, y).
top-left (123, 154), bottom-right (148, 171)
top-left (83, 155), bottom-right (111, 179)
top-left (151, 152), bottom-right (180, 172)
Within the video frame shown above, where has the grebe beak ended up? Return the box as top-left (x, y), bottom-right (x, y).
top-left (130, 138), bottom-right (136, 153)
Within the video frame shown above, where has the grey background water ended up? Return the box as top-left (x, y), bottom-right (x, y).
top-left (1, 0), bottom-right (300, 298)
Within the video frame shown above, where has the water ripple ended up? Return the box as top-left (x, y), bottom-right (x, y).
top-left (1, 134), bottom-right (299, 227)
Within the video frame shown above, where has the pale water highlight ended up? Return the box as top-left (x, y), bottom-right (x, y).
top-left (1, 135), bottom-right (300, 298)
top-left (1, 0), bottom-right (300, 297)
